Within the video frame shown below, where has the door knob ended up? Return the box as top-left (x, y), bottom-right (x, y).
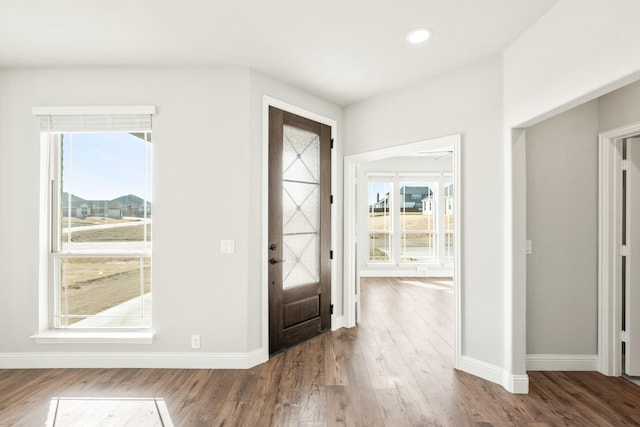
top-left (269, 258), bottom-right (286, 265)
top-left (269, 244), bottom-right (277, 251)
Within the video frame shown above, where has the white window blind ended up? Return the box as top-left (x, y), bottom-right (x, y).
top-left (33, 106), bottom-right (155, 133)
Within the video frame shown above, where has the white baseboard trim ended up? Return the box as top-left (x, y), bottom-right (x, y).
top-left (459, 355), bottom-right (529, 394)
top-left (526, 354), bottom-right (598, 371)
top-left (331, 315), bottom-right (346, 330)
top-left (247, 348), bottom-right (269, 367)
top-left (504, 373), bottom-right (530, 394)
top-left (0, 349), bottom-right (269, 370)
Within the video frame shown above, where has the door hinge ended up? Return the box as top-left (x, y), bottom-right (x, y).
top-left (330, 250), bottom-right (334, 260)
top-left (330, 194), bottom-right (334, 204)
top-left (621, 330), bottom-right (629, 342)
top-left (331, 138), bottom-right (334, 149)
top-left (330, 304), bottom-right (334, 315)
top-left (621, 159), bottom-right (629, 171)
top-left (621, 245), bottom-right (629, 256)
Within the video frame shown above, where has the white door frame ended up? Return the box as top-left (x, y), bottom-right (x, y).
top-left (261, 96), bottom-right (338, 358)
top-left (343, 134), bottom-right (462, 369)
top-left (598, 121), bottom-right (640, 375)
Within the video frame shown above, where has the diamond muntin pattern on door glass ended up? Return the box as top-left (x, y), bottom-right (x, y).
top-left (282, 125), bottom-right (320, 289)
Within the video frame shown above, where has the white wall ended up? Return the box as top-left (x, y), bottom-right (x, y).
top-left (345, 55), bottom-right (505, 369)
top-left (0, 67), bottom-right (342, 363)
top-left (525, 100), bottom-right (599, 355)
top-left (504, 0), bottom-right (640, 379)
top-left (504, 0), bottom-right (640, 129)
top-left (599, 80), bottom-right (640, 132)
top-left (0, 68), bottom-right (251, 355)
top-left (524, 80), bottom-right (640, 366)
top-left (357, 156), bottom-right (453, 275)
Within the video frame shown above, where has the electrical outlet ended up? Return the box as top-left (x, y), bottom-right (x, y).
top-left (191, 334), bottom-right (201, 349)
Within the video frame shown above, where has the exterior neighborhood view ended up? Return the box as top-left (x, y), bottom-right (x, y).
top-left (55, 132), bottom-right (152, 328)
top-left (369, 182), bottom-right (454, 263)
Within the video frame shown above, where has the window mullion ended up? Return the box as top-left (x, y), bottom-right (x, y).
top-left (436, 175), bottom-right (445, 264)
top-left (50, 135), bottom-right (62, 254)
top-left (393, 175), bottom-right (400, 265)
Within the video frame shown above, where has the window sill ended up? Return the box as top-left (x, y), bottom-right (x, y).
top-left (31, 330), bottom-right (154, 344)
top-left (366, 262), bottom-right (454, 268)
top-left (366, 262), bottom-right (395, 267)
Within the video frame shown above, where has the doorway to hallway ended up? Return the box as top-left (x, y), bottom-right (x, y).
top-left (343, 134), bottom-right (461, 369)
top-left (599, 122), bottom-right (640, 379)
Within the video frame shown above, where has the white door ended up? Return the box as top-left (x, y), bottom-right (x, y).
top-left (625, 137), bottom-right (640, 376)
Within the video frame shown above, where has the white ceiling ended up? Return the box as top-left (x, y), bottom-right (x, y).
top-left (0, 0), bottom-right (558, 106)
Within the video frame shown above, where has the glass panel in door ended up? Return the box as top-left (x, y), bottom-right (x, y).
top-left (282, 125), bottom-right (320, 289)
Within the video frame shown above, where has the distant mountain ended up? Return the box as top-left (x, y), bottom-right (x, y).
top-left (61, 192), bottom-right (88, 205)
top-left (61, 192), bottom-right (151, 208)
top-left (112, 194), bottom-right (145, 207)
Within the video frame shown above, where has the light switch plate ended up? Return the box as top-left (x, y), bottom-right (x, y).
top-left (220, 240), bottom-right (235, 254)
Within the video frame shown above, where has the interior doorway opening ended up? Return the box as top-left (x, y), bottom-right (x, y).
top-left (618, 134), bottom-right (640, 381)
top-left (599, 122), bottom-right (640, 380)
top-left (343, 134), bottom-right (461, 369)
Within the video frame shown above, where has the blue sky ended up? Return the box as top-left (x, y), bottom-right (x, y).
top-left (368, 182), bottom-right (390, 205)
top-left (62, 132), bottom-right (152, 201)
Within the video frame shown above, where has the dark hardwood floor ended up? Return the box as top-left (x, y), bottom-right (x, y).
top-left (2, 277), bottom-right (640, 426)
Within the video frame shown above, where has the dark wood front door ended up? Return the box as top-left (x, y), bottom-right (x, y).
top-left (268, 106), bottom-right (331, 354)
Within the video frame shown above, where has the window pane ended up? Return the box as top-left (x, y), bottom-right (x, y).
top-left (59, 132), bottom-right (152, 252)
top-left (368, 180), bottom-right (392, 262)
top-left (282, 125), bottom-right (321, 290)
top-left (400, 182), bottom-right (436, 262)
top-left (444, 232), bottom-right (454, 261)
top-left (368, 181), bottom-right (391, 231)
top-left (444, 181), bottom-right (454, 262)
top-left (58, 256), bottom-right (151, 328)
top-left (369, 233), bottom-right (391, 262)
top-left (400, 232), bottom-right (435, 262)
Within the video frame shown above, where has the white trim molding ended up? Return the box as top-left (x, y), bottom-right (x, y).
top-left (32, 105), bottom-right (156, 116)
top-left (360, 270), bottom-right (453, 278)
top-left (331, 315), bottom-right (346, 331)
top-left (505, 374), bottom-right (530, 395)
top-left (527, 354), bottom-right (598, 371)
top-left (0, 349), bottom-right (268, 370)
top-left (460, 356), bottom-right (529, 394)
top-left (598, 121), bottom-right (640, 376)
top-left (31, 330), bottom-right (154, 345)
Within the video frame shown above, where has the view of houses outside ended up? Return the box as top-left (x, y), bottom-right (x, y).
top-left (368, 181), bottom-right (392, 262)
top-left (399, 184), bottom-right (435, 262)
top-left (443, 182), bottom-right (454, 262)
top-left (368, 180), bottom-right (454, 264)
top-left (56, 132), bottom-right (152, 327)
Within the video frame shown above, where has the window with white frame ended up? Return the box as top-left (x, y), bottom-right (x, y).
top-left (368, 172), bottom-right (453, 265)
top-left (38, 109), bottom-right (153, 329)
top-left (368, 176), bottom-right (393, 263)
top-left (443, 175), bottom-right (454, 263)
top-left (399, 179), bottom-right (437, 263)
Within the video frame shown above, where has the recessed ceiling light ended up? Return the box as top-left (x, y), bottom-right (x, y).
top-left (406, 28), bottom-right (432, 44)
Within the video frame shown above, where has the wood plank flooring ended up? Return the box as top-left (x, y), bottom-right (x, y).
top-left (2, 277), bottom-right (640, 426)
